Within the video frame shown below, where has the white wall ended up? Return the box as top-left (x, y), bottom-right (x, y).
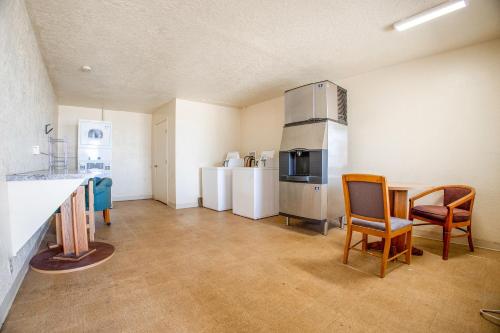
top-left (238, 39), bottom-right (500, 249)
top-left (58, 105), bottom-right (152, 201)
top-left (240, 97), bottom-right (284, 155)
top-left (0, 0), bottom-right (58, 326)
top-left (174, 99), bottom-right (241, 208)
top-left (104, 110), bottom-right (152, 201)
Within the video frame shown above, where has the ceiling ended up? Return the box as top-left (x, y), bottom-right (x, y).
top-left (26, 0), bottom-right (500, 112)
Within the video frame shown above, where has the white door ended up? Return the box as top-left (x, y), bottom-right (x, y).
top-left (153, 120), bottom-right (168, 204)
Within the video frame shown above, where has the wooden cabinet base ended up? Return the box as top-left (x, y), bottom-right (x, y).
top-left (30, 242), bottom-right (114, 274)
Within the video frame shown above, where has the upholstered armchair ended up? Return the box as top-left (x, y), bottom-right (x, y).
top-left (409, 185), bottom-right (475, 260)
top-left (86, 177), bottom-right (112, 225)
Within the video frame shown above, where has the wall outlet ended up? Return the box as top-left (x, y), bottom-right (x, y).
top-left (32, 145), bottom-right (40, 155)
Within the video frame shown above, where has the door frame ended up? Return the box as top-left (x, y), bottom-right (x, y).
top-left (153, 118), bottom-right (168, 205)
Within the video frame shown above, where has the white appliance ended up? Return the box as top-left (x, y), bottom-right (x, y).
top-left (201, 152), bottom-right (243, 211)
top-left (78, 120), bottom-right (112, 175)
top-left (232, 166), bottom-right (279, 220)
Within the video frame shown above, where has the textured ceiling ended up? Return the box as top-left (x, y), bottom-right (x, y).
top-left (26, 0), bottom-right (500, 112)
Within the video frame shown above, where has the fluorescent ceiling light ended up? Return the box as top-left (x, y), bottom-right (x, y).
top-left (393, 0), bottom-right (468, 32)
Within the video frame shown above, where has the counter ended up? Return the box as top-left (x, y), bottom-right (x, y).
top-left (5, 169), bottom-right (109, 255)
top-left (6, 169), bottom-right (110, 183)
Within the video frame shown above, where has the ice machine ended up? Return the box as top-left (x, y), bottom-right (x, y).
top-left (279, 81), bottom-right (348, 235)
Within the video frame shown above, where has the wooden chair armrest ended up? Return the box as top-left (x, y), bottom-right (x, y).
top-left (446, 192), bottom-right (475, 209)
top-left (409, 186), bottom-right (444, 205)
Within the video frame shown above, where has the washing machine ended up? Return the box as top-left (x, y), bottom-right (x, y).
top-left (202, 167), bottom-right (235, 211)
top-left (232, 166), bottom-right (279, 220)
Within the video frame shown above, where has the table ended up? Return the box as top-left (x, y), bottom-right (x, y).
top-left (367, 183), bottom-right (426, 256)
top-left (30, 178), bottom-right (114, 273)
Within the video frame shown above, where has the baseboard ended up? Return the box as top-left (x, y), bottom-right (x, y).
top-left (112, 194), bottom-right (152, 201)
top-left (413, 229), bottom-right (500, 251)
top-left (171, 202), bottom-right (199, 209)
top-left (0, 219), bottom-right (49, 328)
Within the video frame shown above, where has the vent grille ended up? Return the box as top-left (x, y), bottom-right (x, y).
top-left (337, 87), bottom-right (347, 125)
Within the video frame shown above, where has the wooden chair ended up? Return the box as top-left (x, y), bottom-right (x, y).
top-left (342, 174), bottom-right (413, 278)
top-left (409, 185), bottom-right (475, 260)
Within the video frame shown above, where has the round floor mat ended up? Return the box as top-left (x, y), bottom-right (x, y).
top-left (30, 242), bottom-right (114, 274)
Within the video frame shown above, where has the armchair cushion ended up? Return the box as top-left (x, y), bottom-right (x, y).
top-left (352, 217), bottom-right (412, 231)
top-left (411, 205), bottom-right (470, 223)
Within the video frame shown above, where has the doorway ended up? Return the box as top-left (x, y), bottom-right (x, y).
top-left (153, 119), bottom-right (168, 204)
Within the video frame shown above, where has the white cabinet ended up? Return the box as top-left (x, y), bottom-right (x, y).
top-left (202, 167), bottom-right (234, 211)
top-left (232, 167), bottom-right (279, 219)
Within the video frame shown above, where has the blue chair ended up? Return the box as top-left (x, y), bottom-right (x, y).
top-left (86, 177), bottom-right (112, 225)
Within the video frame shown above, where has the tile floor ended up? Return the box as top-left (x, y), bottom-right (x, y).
top-left (2, 200), bottom-right (499, 332)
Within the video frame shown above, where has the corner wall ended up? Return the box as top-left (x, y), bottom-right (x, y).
top-left (0, 0), bottom-right (58, 326)
top-left (240, 97), bottom-right (284, 156)
top-left (152, 99), bottom-right (241, 208)
top-left (338, 39), bottom-right (500, 250)
top-left (174, 99), bottom-right (241, 208)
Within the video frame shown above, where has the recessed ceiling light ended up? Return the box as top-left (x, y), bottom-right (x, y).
top-left (393, 0), bottom-right (468, 32)
top-left (81, 65), bottom-right (92, 72)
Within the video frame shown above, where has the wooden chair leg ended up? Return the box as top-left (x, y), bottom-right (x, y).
top-left (380, 237), bottom-right (391, 278)
top-left (103, 209), bottom-right (111, 225)
top-left (361, 233), bottom-right (368, 252)
top-left (442, 228), bottom-right (451, 260)
top-left (343, 226), bottom-right (353, 264)
top-left (467, 225), bottom-right (474, 252)
top-left (405, 229), bottom-right (412, 265)
top-left (88, 179), bottom-right (95, 241)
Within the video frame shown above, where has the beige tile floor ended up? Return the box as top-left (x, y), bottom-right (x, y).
top-left (2, 200), bottom-right (500, 333)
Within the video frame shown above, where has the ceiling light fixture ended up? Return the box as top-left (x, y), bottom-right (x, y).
top-left (393, 0), bottom-right (468, 32)
top-left (81, 65), bottom-right (92, 72)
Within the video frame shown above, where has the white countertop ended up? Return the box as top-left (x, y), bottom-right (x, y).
top-left (6, 169), bottom-right (111, 183)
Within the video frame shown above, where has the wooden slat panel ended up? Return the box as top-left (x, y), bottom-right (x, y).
top-left (75, 186), bottom-right (89, 252)
top-left (59, 195), bottom-right (74, 255)
top-left (55, 214), bottom-right (62, 245)
top-left (88, 179), bottom-right (95, 241)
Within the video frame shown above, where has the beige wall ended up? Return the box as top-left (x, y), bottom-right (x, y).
top-left (58, 105), bottom-right (152, 201)
top-left (338, 39), bottom-right (500, 249)
top-left (0, 0), bottom-right (58, 326)
top-left (152, 99), bottom-right (241, 208)
top-left (175, 99), bottom-right (241, 208)
top-left (240, 97), bottom-right (284, 155)
top-left (239, 39), bottom-right (500, 249)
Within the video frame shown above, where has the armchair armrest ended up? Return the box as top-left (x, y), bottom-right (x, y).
top-left (409, 186), bottom-right (444, 206)
top-left (92, 178), bottom-right (112, 195)
top-left (96, 178), bottom-right (112, 187)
